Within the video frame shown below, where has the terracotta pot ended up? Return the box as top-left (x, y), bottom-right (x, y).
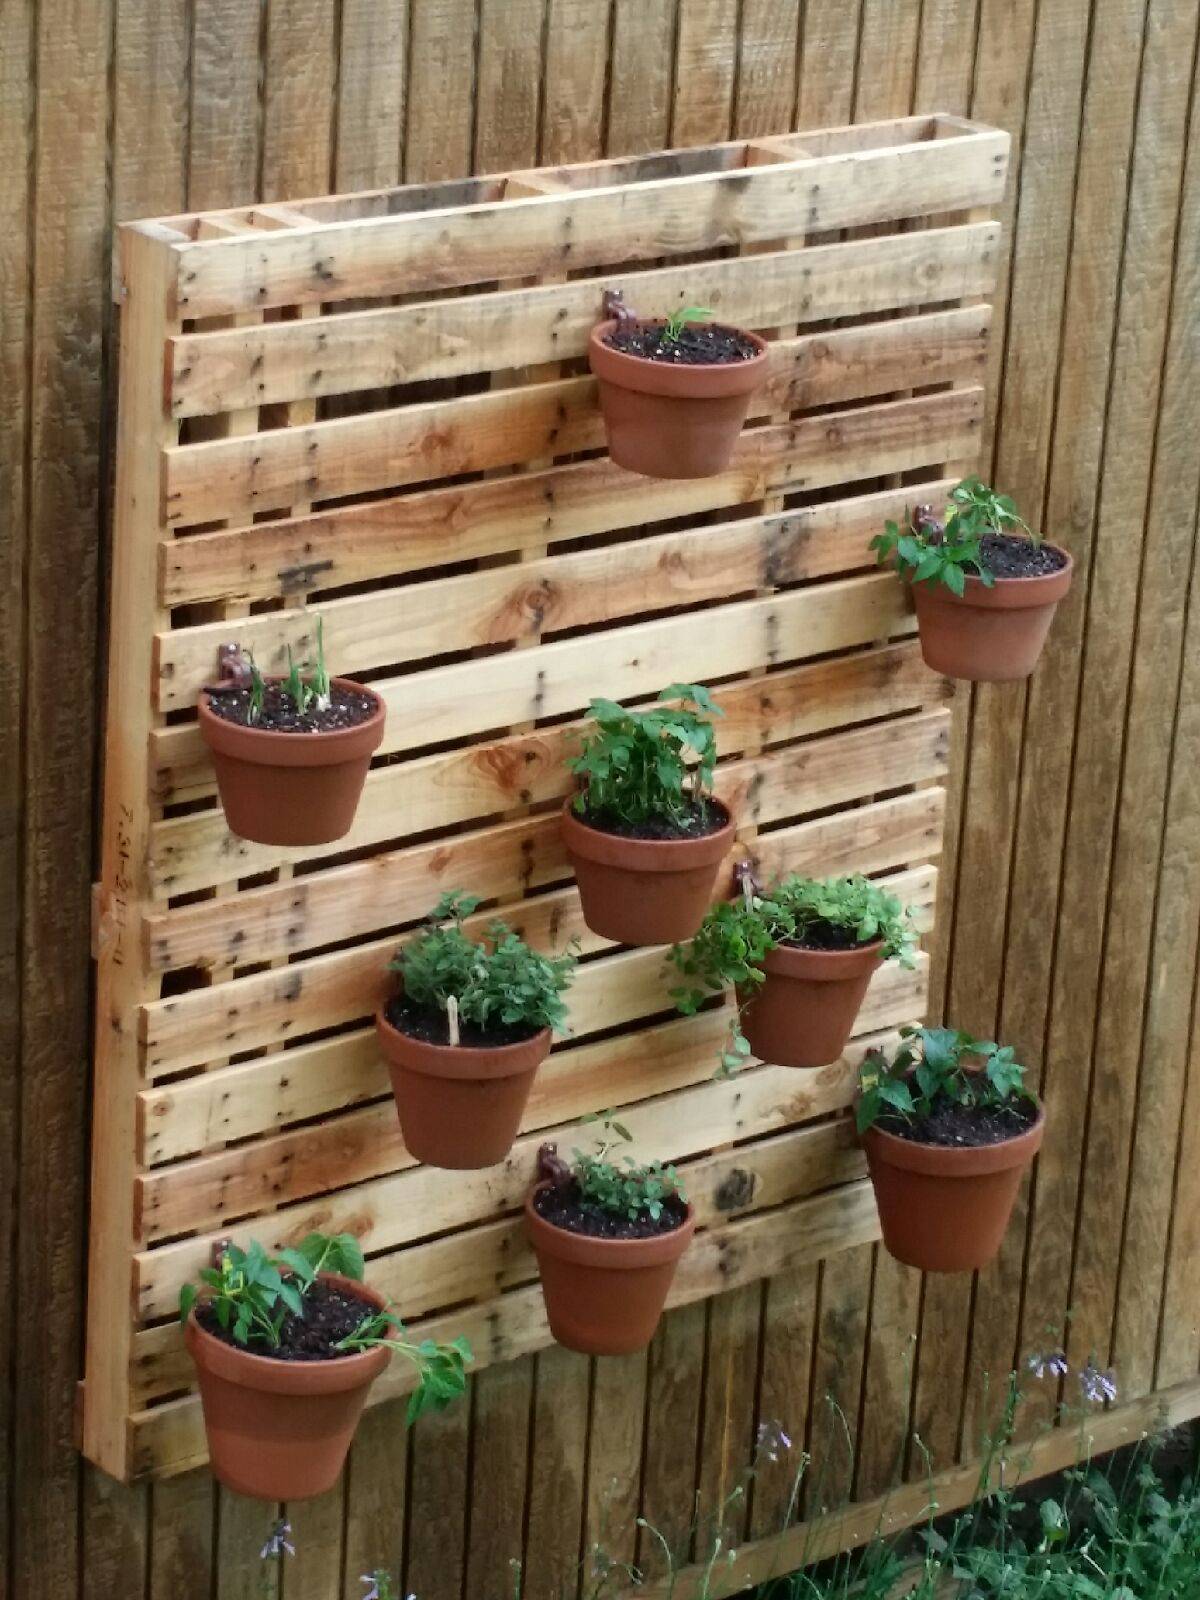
top-left (526, 1183), bottom-right (695, 1354)
top-left (185, 1271), bottom-right (390, 1500)
top-left (740, 939), bottom-right (884, 1068)
top-left (588, 320), bottom-right (769, 479)
top-left (862, 1105), bottom-right (1045, 1273)
top-left (376, 1004), bottom-right (551, 1169)
top-left (198, 677), bottom-right (385, 847)
top-left (561, 798), bottom-right (735, 945)
top-left (910, 545), bottom-right (1073, 681)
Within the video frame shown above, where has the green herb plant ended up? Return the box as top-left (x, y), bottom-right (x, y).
top-left (671, 874), bottom-right (918, 1076)
top-left (855, 1025), bottom-right (1034, 1136)
top-left (392, 890), bottom-right (577, 1045)
top-left (179, 1231), bottom-right (471, 1424)
top-left (663, 304), bottom-right (713, 342)
top-left (870, 476), bottom-right (1035, 596)
top-left (570, 1114), bottom-right (686, 1225)
top-left (569, 684), bottom-right (722, 831)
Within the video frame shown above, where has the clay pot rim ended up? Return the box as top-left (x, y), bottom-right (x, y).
top-left (759, 936), bottom-right (885, 982)
top-left (911, 544), bottom-right (1073, 611)
top-left (184, 1271), bottom-right (392, 1395)
top-left (561, 796), bottom-right (735, 872)
top-left (588, 320), bottom-right (769, 399)
top-left (375, 1004), bottom-right (552, 1082)
top-left (525, 1181), bottom-right (696, 1268)
top-left (862, 1099), bottom-right (1045, 1177)
top-left (198, 676), bottom-right (386, 769)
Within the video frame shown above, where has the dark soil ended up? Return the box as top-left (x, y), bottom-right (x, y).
top-left (878, 1092), bottom-right (1040, 1149)
top-left (603, 321), bottom-right (759, 366)
top-left (534, 1179), bottom-right (689, 1241)
top-left (205, 681), bottom-right (377, 734)
top-left (782, 918), bottom-right (875, 954)
top-left (576, 797), bottom-right (729, 842)
top-left (974, 532), bottom-right (1069, 580)
top-left (384, 995), bottom-right (541, 1050)
top-left (196, 1277), bottom-right (377, 1361)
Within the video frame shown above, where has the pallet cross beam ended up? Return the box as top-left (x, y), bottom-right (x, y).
top-left (86, 113), bottom-right (1007, 1483)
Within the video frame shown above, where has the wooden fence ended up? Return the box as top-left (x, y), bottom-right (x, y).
top-left (2, 2), bottom-right (1198, 1598)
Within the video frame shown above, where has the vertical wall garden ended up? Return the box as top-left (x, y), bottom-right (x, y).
top-left (86, 117), bottom-right (1035, 1502)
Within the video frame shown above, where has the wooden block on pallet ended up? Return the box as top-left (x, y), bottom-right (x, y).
top-left (84, 112), bottom-right (1007, 1483)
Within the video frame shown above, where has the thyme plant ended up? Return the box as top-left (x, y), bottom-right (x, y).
top-left (870, 476), bottom-right (1035, 595)
top-left (670, 873), bottom-right (917, 1075)
top-left (569, 684), bottom-right (722, 830)
top-left (566, 1115), bottom-right (686, 1224)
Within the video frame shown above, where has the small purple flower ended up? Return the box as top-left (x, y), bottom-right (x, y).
top-left (1026, 1348), bottom-right (1069, 1381)
top-left (361, 1580), bottom-right (381, 1600)
top-left (1079, 1363), bottom-right (1118, 1404)
top-left (260, 1519), bottom-right (295, 1560)
top-left (756, 1420), bottom-right (792, 1463)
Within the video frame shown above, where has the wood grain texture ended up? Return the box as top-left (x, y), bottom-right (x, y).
top-left (7, 6), bottom-right (1198, 1596)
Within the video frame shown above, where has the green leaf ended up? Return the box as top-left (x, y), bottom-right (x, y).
top-left (942, 562), bottom-right (966, 597)
top-left (179, 1282), bottom-right (197, 1325)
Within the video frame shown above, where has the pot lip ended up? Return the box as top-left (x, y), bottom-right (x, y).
top-left (861, 1098), bottom-right (1046, 1176)
top-left (184, 1271), bottom-right (392, 1394)
top-left (588, 319), bottom-right (769, 398)
top-left (198, 676), bottom-right (386, 757)
top-left (525, 1180), bottom-right (696, 1266)
top-left (561, 794), bottom-right (735, 870)
top-left (910, 544), bottom-right (1074, 609)
top-left (376, 1002), bottom-right (552, 1081)
top-left (758, 936), bottom-right (885, 980)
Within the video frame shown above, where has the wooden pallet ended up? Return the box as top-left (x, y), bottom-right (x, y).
top-left (85, 113), bottom-right (1008, 1483)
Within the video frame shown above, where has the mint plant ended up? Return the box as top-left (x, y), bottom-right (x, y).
top-left (870, 476), bottom-right (1035, 596)
top-left (570, 1115), bottom-right (686, 1224)
top-left (855, 1025), bottom-right (1034, 1135)
top-left (671, 873), bottom-right (917, 1075)
top-left (180, 1231), bottom-right (471, 1424)
top-left (391, 891), bottom-right (577, 1043)
top-left (663, 304), bottom-right (712, 342)
top-left (569, 684), bottom-right (722, 830)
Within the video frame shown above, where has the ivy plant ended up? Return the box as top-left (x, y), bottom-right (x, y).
top-left (179, 1231), bottom-right (471, 1423)
top-left (870, 476), bottom-right (1035, 596)
top-left (855, 1025), bottom-right (1035, 1136)
top-left (670, 872), bottom-right (917, 1075)
top-left (568, 684), bottom-right (722, 830)
top-left (391, 891), bottom-right (577, 1041)
top-left (569, 1115), bottom-right (686, 1224)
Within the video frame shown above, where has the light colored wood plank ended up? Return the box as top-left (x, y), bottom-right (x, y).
top-left (542, 0), bottom-right (610, 165)
top-left (139, 788), bottom-right (944, 1163)
top-left (261, 0), bottom-right (338, 201)
top-left (167, 223), bottom-right (999, 415)
top-left (166, 129), bottom-right (1010, 317)
top-left (82, 228), bottom-right (179, 1483)
top-left (734, 0), bottom-right (800, 138)
top-left (132, 1177), bottom-right (887, 1478)
top-left (151, 638), bottom-right (948, 894)
top-left (672, 0), bottom-right (738, 148)
top-left (151, 556), bottom-right (946, 789)
top-left (796, 0), bottom-right (862, 128)
top-left (156, 388), bottom-right (985, 710)
top-left (143, 710), bottom-right (947, 973)
top-left (187, 0), bottom-right (261, 209)
top-left (475, 0), bottom-right (543, 172)
top-left (806, 1246), bottom-right (872, 1511)
top-left (607, 0), bottom-right (677, 155)
top-left (161, 325), bottom-right (987, 528)
top-left (521, 1345), bottom-right (590, 1599)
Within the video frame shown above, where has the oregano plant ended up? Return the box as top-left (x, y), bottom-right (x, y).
top-left (567, 1115), bottom-right (686, 1224)
top-left (671, 872), bottom-right (917, 1076)
top-left (568, 684), bottom-right (722, 830)
top-left (870, 476), bottom-right (1035, 596)
top-left (391, 891), bottom-right (577, 1043)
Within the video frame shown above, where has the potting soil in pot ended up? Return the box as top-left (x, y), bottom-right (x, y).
top-left (532, 1181), bottom-right (690, 1242)
top-left (205, 681), bottom-right (377, 734)
top-left (602, 322), bottom-right (760, 365)
top-left (383, 995), bottom-right (541, 1051)
top-left (575, 795), bottom-right (727, 842)
top-left (971, 532), bottom-right (1070, 580)
top-left (877, 1093), bottom-right (1040, 1149)
top-left (196, 1278), bottom-right (377, 1361)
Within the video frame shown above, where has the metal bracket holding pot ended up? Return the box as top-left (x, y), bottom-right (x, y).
top-left (205, 641), bottom-right (253, 693)
top-left (602, 286), bottom-right (639, 325)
